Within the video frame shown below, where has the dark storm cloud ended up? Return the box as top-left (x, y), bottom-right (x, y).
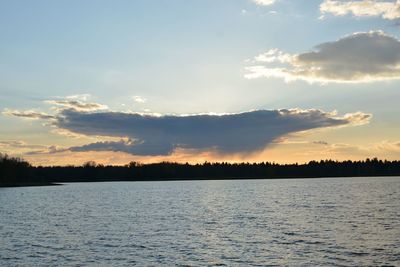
top-left (55, 108), bottom-right (371, 156)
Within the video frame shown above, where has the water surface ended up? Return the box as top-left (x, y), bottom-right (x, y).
top-left (1, 177), bottom-right (399, 266)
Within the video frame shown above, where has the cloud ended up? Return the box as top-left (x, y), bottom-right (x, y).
top-left (45, 100), bottom-right (108, 111)
top-left (253, 48), bottom-right (294, 63)
top-left (252, 0), bottom-right (277, 6)
top-left (309, 140), bottom-right (400, 157)
top-left (320, 0), bottom-right (400, 20)
top-left (66, 94), bottom-right (91, 101)
top-left (25, 145), bottom-right (68, 155)
top-left (132, 96), bottom-right (146, 103)
top-left (245, 31), bottom-right (400, 83)
top-left (373, 140), bottom-right (400, 152)
top-left (0, 140), bottom-right (45, 149)
top-left (313, 141), bottom-right (329, 146)
top-left (0, 140), bottom-right (68, 157)
top-left (69, 139), bottom-right (139, 154)
top-left (2, 109), bottom-right (55, 120)
top-left (54, 108), bottom-right (371, 156)
top-left (3, 99), bottom-right (108, 120)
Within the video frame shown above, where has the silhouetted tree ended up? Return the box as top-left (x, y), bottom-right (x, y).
top-left (1, 154), bottom-right (400, 187)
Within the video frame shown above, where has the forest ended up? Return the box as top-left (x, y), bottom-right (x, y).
top-left (1, 153), bottom-right (400, 187)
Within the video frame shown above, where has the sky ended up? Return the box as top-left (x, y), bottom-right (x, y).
top-left (1, 0), bottom-right (400, 165)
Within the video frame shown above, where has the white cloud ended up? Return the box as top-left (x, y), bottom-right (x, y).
top-left (252, 0), bottom-right (277, 6)
top-left (320, 0), bottom-right (400, 20)
top-left (245, 31), bottom-right (400, 83)
top-left (66, 94), bottom-right (91, 101)
top-left (253, 49), bottom-right (294, 63)
top-left (132, 96), bottom-right (147, 103)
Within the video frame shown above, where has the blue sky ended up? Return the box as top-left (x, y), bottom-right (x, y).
top-left (1, 0), bottom-right (400, 165)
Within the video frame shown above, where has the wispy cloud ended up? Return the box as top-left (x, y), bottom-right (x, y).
top-left (66, 94), bottom-right (91, 101)
top-left (320, 0), bottom-right (400, 20)
top-left (0, 140), bottom-right (68, 157)
top-left (245, 31), bottom-right (400, 83)
top-left (45, 100), bottom-right (108, 111)
top-left (2, 109), bottom-right (55, 120)
top-left (132, 96), bottom-right (147, 103)
top-left (312, 141), bottom-right (329, 146)
top-left (0, 140), bottom-right (45, 149)
top-left (25, 146), bottom-right (68, 155)
top-left (295, 139), bottom-right (400, 158)
top-left (252, 0), bottom-right (277, 6)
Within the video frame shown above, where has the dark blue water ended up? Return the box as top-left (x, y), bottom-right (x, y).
top-left (1, 177), bottom-right (399, 266)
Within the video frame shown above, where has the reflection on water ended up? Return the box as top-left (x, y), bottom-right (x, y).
top-left (1, 177), bottom-right (399, 266)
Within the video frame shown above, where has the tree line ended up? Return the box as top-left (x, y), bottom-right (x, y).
top-left (1, 153), bottom-right (400, 186)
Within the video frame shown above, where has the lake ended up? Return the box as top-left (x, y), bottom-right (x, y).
top-left (1, 177), bottom-right (399, 266)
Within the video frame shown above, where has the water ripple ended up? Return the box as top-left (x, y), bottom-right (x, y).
top-left (0, 177), bottom-right (399, 266)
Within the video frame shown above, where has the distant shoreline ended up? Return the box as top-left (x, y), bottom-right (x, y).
top-left (1, 175), bottom-right (399, 188)
top-left (2, 156), bottom-right (400, 188)
top-left (0, 183), bottom-right (62, 188)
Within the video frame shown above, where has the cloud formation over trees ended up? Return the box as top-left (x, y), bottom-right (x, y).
top-left (53, 108), bottom-right (371, 156)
